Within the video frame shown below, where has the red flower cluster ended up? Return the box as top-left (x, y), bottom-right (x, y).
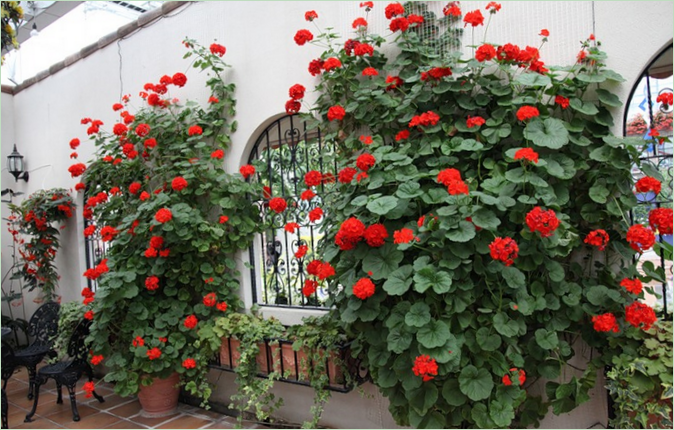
top-left (353, 277), bottom-right (375, 299)
top-left (285, 222), bottom-right (300, 233)
top-left (516, 106), bottom-right (540, 121)
top-left (338, 167), bottom-right (358, 184)
top-left (155, 208), bottom-right (173, 223)
top-left (625, 301), bottom-right (657, 331)
top-left (304, 170), bottom-right (322, 187)
top-left (584, 229), bottom-right (609, 251)
top-left (486, 2), bottom-right (502, 12)
top-left (240, 164), bottom-right (255, 179)
top-left (466, 116), bottom-right (486, 128)
top-left (412, 355), bottom-right (438, 382)
top-left (327, 105), bottom-right (346, 121)
top-left (269, 197), bottom-right (287, 214)
top-left (393, 228), bottom-right (415, 245)
top-left (211, 149), bottom-right (224, 159)
top-left (437, 168), bottom-right (468, 196)
top-left (145, 276), bottom-right (160, 291)
top-left (443, 2), bottom-right (461, 17)
top-left (83, 381), bottom-right (96, 398)
top-left (171, 177), bottom-right (188, 192)
top-left (68, 163), bottom-right (87, 178)
top-left (409, 111), bottom-right (440, 128)
top-left (210, 43), bottom-right (226, 57)
top-left (489, 237), bottom-right (519, 266)
top-left (90, 355), bottom-right (104, 366)
top-left (323, 57), bottom-right (342, 71)
top-left (525, 207), bottom-right (560, 238)
top-left (364, 224), bottom-right (388, 247)
top-left (100, 226), bottom-right (119, 242)
top-left (203, 292), bottom-right (217, 307)
top-left (70, 138), bottom-right (80, 150)
top-left (463, 9), bottom-right (484, 27)
top-left (389, 17), bottom-right (409, 33)
top-left (335, 217), bottom-right (366, 250)
top-left (656, 92), bottom-right (673, 106)
top-left (620, 278), bottom-right (643, 295)
top-left (475, 44), bottom-right (496, 62)
top-left (395, 130), bottom-right (410, 141)
top-left (386, 75), bottom-right (403, 91)
top-left (592, 312), bottom-right (620, 332)
top-left (384, 2), bottom-right (404, 19)
top-left (352, 17), bottom-right (368, 29)
top-left (649, 208), bottom-right (673, 234)
top-left (302, 279), bottom-right (318, 297)
top-left (356, 153), bottom-right (376, 172)
top-left (555, 95), bottom-right (570, 109)
top-left (306, 259), bottom-right (335, 280)
top-left (305, 10), bottom-right (318, 21)
top-left (295, 244), bottom-right (308, 259)
top-left (635, 176), bottom-right (661, 195)
top-left (421, 67), bottom-right (452, 82)
top-left (308, 58), bottom-right (323, 76)
top-left (514, 147), bottom-right (539, 164)
top-left (502, 368), bottom-right (526, 387)
top-left (83, 259), bottom-right (109, 281)
top-left (360, 2), bottom-right (373, 11)
top-left (147, 348), bottom-right (162, 360)
top-left (188, 125), bottom-right (203, 136)
top-left (184, 315), bottom-right (198, 329)
top-left (626, 224), bottom-right (655, 253)
top-left (362, 67), bottom-right (378, 76)
top-left (309, 207), bottom-right (323, 222)
top-left (84, 310), bottom-right (94, 320)
top-left (182, 358), bottom-right (197, 369)
top-left (301, 189), bottom-right (316, 201)
top-left (294, 29), bottom-right (314, 46)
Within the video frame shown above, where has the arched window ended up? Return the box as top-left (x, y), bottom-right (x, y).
top-left (247, 116), bottom-right (335, 308)
top-left (623, 44), bottom-right (673, 314)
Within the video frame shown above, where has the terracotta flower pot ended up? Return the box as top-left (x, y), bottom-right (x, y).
top-left (219, 338), bottom-right (271, 374)
top-left (137, 372), bottom-right (180, 417)
top-left (271, 343), bottom-right (344, 386)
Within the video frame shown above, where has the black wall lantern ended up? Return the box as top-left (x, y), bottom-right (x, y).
top-left (7, 144), bottom-right (29, 182)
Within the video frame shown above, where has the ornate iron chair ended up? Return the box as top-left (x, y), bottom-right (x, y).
top-left (1, 341), bottom-right (17, 390)
top-left (13, 302), bottom-right (60, 400)
top-left (1, 388), bottom-right (7, 429)
top-left (24, 320), bottom-right (104, 423)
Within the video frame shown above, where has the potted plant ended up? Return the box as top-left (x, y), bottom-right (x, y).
top-left (607, 319), bottom-right (673, 429)
top-left (206, 312), bottom-right (285, 426)
top-left (48, 300), bottom-right (85, 363)
top-left (69, 38), bottom-right (264, 412)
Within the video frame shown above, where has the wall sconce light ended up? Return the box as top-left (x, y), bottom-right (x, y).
top-left (7, 144), bottom-right (29, 182)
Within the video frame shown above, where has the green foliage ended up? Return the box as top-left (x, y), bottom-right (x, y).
top-left (49, 301), bottom-right (86, 363)
top-left (9, 188), bottom-right (76, 301)
top-left (82, 40), bottom-right (263, 405)
top-left (607, 320), bottom-right (673, 429)
top-left (1, 1), bottom-right (23, 63)
top-left (292, 3), bottom-right (671, 429)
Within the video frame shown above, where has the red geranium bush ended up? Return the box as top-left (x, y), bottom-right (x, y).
top-left (288, 2), bottom-right (671, 428)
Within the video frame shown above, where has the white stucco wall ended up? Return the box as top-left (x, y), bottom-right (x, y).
top-left (1, 1), bottom-right (672, 428)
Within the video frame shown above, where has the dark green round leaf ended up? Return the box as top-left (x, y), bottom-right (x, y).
top-left (406, 302), bottom-right (432, 328)
top-left (459, 365), bottom-right (494, 401)
top-left (367, 195), bottom-right (399, 216)
top-left (417, 320), bottom-right (450, 349)
top-left (524, 118), bottom-right (569, 149)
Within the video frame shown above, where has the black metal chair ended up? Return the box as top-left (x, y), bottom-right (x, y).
top-left (1, 388), bottom-right (7, 429)
top-left (13, 302), bottom-right (60, 400)
top-left (24, 320), bottom-right (104, 423)
top-left (1, 341), bottom-right (17, 391)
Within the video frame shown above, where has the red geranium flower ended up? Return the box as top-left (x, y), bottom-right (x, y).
top-left (635, 177), bottom-right (661, 195)
top-left (144, 247), bottom-right (158, 258)
top-left (269, 197), bottom-right (288, 214)
top-left (188, 125), bottom-right (203, 136)
top-left (626, 224), bottom-right (656, 253)
top-left (147, 348), bottom-right (162, 360)
top-left (360, 2), bottom-right (373, 11)
top-left (463, 9), bottom-right (484, 27)
top-left (308, 59), bottom-right (324, 76)
top-left (302, 279), bottom-right (318, 297)
top-left (516, 106), bottom-right (540, 121)
top-left (132, 336), bottom-right (145, 347)
top-left (84, 310), bottom-right (94, 320)
top-left (219, 215), bottom-right (229, 224)
top-left (75, 183), bottom-right (86, 192)
top-left (208, 96), bottom-right (219, 104)
top-left (129, 182), bottom-right (141, 195)
top-left (285, 99), bottom-right (301, 115)
top-left (211, 149), bottom-right (224, 159)
top-left (389, 17), bottom-right (409, 33)
top-left (69, 138), bottom-right (80, 149)
top-left (305, 10), bottom-right (318, 21)
top-left (209, 43), bottom-right (226, 57)
top-left (100, 226), bottom-right (120, 242)
top-left (139, 191), bottom-right (150, 201)
top-left (364, 224), bottom-right (388, 247)
top-left (649, 208), bottom-right (673, 234)
top-left (485, 2), bottom-right (501, 12)
top-left (203, 293), bottom-right (217, 307)
top-left (216, 302), bottom-right (228, 312)
top-left (317, 262), bottom-right (335, 280)
top-left (171, 177), bottom-right (188, 192)
top-left (625, 301), bottom-right (657, 331)
top-left (285, 222), bottom-right (300, 234)
top-left (447, 180), bottom-right (469, 195)
top-left (113, 123), bottom-right (128, 136)
top-left (489, 237), bottom-right (519, 266)
top-left (294, 29), bottom-right (314, 46)
top-left (68, 163), bottom-right (87, 178)
top-left (395, 130), bottom-right (410, 141)
top-left (144, 138), bottom-right (157, 149)
top-left (338, 167), bottom-right (358, 183)
top-left (289, 84), bottom-right (306, 100)
top-left (362, 67), bottom-right (379, 76)
top-left (182, 358), bottom-right (197, 369)
top-left (525, 207), bottom-right (560, 238)
top-left (592, 313), bottom-right (620, 333)
top-left (352, 17), bottom-right (368, 29)
top-left (135, 123), bottom-right (150, 137)
top-left (145, 276), bottom-right (160, 291)
top-left (475, 44), bottom-right (496, 62)
top-left (309, 207), bottom-right (323, 222)
top-left (172, 72), bottom-right (187, 87)
top-left (386, 76), bottom-right (404, 91)
top-left (408, 111), bottom-right (440, 128)
top-left (323, 57), bottom-right (342, 71)
top-left (183, 315), bottom-right (198, 329)
top-left (620, 278), bottom-right (643, 295)
top-left (295, 244), bottom-right (308, 259)
top-left (90, 355), bottom-right (104, 365)
top-left (353, 277), bottom-right (375, 299)
top-left (356, 153), bottom-right (376, 172)
top-left (514, 148), bottom-right (539, 164)
top-left (335, 218), bottom-right (366, 250)
top-left (443, 2), bottom-right (461, 16)
top-left (155, 208), bottom-right (173, 223)
top-left (393, 228), bottom-right (414, 245)
top-left (584, 229), bottom-right (609, 251)
top-left (555, 95), bottom-right (569, 109)
top-left (327, 105), bottom-right (346, 121)
top-left (240, 164), bottom-right (256, 179)
top-left (304, 170), bottom-right (322, 187)
top-left (437, 168), bottom-right (462, 186)
top-left (384, 2), bottom-right (404, 19)
top-left (466, 116), bottom-right (486, 128)
top-left (540, 29), bottom-right (550, 37)
top-left (412, 355), bottom-right (438, 382)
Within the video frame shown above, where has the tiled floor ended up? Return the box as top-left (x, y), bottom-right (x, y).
top-left (4, 367), bottom-right (266, 429)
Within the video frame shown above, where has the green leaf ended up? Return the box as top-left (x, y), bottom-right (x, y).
top-left (442, 379), bottom-right (468, 406)
top-left (471, 403), bottom-right (496, 428)
top-left (367, 196), bottom-right (399, 216)
top-left (382, 265), bottom-right (414, 295)
top-left (397, 182), bottom-right (423, 199)
top-left (576, 73), bottom-right (606, 83)
top-left (535, 328), bottom-right (559, 350)
top-left (515, 73), bottom-right (552, 87)
top-left (459, 365), bottom-right (494, 401)
top-left (471, 208), bottom-right (501, 230)
top-left (545, 260), bottom-right (565, 282)
top-left (387, 328), bottom-right (413, 354)
top-left (596, 89), bottom-right (622, 107)
top-left (414, 268), bottom-right (453, 294)
top-left (409, 384), bottom-right (439, 415)
top-left (490, 399), bottom-right (515, 428)
top-left (417, 320), bottom-right (450, 349)
top-left (569, 98), bottom-right (599, 115)
top-left (524, 118), bottom-right (569, 149)
top-left (493, 313), bottom-right (520, 338)
top-left (502, 266), bottom-right (525, 290)
top-left (446, 220), bottom-right (476, 243)
top-left (589, 182), bottom-right (610, 204)
top-left (362, 244), bottom-right (404, 280)
top-left (406, 302), bottom-right (431, 328)
top-left (476, 327), bottom-right (502, 351)
top-left (589, 145), bottom-right (612, 162)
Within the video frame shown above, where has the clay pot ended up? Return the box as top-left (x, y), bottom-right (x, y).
top-left (219, 338), bottom-right (271, 375)
top-left (137, 372), bottom-right (180, 417)
top-left (271, 343), bottom-right (344, 386)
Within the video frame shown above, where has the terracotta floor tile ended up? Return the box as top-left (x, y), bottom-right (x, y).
top-left (105, 419), bottom-right (149, 429)
top-left (155, 414), bottom-right (212, 429)
top-left (13, 416), bottom-right (64, 429)
top-left (9, 390), bottom-right (59, 411)
top-left (131, 411), bottom-right (181, 427)
top-left (7, 407), bottom-right (33, 428)
top-left (42, 403), bottom-right (99, 423)
top-left (203, 417), bottom-right (238, 429)
top-left (64, 412), bottom-right (123, 429)
top-left (85, 393), bottom-right (134, 411)
top-left (108, 400), bottom-right (143, 418)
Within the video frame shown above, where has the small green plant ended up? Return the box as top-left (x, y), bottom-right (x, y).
top-left (49, 301), bottom-right (86, 363)
top-left (209, 313), bottom-right (286, 427)
top-left (607, 319), bottom-right (673, 429)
